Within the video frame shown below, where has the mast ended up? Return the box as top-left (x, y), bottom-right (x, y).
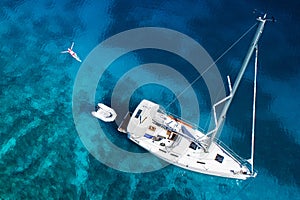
top-left (206, 14), bottom-right (267, 150)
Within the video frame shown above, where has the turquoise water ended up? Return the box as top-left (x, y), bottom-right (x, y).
top-left (1, 0), bottom-right (300, 199)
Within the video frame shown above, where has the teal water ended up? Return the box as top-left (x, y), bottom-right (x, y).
top-left (1, 0), bottom-right (300, 199)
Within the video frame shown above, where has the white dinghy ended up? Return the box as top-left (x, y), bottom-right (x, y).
top-left (92, 103), bottom-right (117, 122)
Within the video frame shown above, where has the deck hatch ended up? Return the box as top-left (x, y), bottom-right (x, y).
top-left (135, 109), bottom-right (142, 118)
top-left (215, 154), bottom-right (224, 163)
top-left (189, 142), bottom-right (198, 150)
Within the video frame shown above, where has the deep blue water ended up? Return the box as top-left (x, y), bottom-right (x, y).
top-left (1, 0), bottom-right (300, 199)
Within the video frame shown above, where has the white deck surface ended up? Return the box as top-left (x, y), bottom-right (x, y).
top-left (125, 100), bottom-right (255, 179)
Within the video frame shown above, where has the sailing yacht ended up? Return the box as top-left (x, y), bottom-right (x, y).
top-left (115, 14), bottom-right (270, 179)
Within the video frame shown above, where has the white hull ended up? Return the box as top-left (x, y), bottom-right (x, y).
top-left (122, 100), bottom-right (255, 180)
top-left (129, 134), bottom-right (254, 180)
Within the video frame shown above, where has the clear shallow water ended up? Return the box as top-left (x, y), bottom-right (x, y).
top-left (1, 0), bottom-right (300, 199)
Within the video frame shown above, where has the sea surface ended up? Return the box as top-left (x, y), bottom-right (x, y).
top-left (1, 0), bottom-right (299, 199)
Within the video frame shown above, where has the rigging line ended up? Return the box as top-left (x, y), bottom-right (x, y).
top-left (166, 22), bottom-right (258, 109)
top-left (251, 44), bottom-right (258, 174)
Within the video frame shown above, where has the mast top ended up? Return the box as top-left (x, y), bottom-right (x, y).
top-left (257, 13), bottom-right (267, 21)
top-left (257, 13), bottom-right (276, 22)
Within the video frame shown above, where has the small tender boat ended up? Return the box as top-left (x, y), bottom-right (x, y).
top-left (92, 103), bottom-right (117, 122)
